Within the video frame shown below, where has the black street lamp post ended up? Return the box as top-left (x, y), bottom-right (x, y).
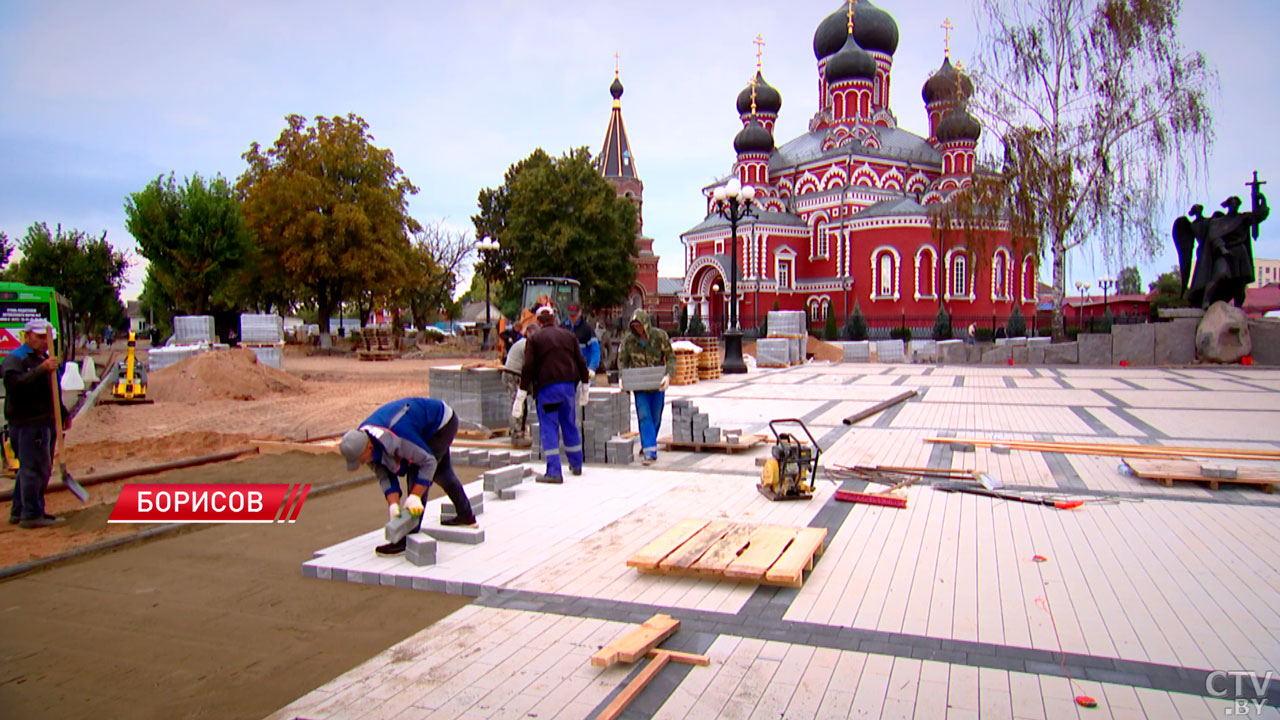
top-left (712, 177), bottom-right (757, 374)
top-left (477, 236), bottom-right (499, 351)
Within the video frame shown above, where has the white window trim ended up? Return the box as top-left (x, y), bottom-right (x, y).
top-left (913, 245), bottom-right (938, 301)
top-left (944, 248), bottom-right (975, 301)
top-left (869, 245), bottom-right (901, 302)
top-left (809, 216), bottom-right (829, 260)
top-left (1020, 253), bottom-right (1037, 303)
top-left (991, 248), bottom-right (1012, 302)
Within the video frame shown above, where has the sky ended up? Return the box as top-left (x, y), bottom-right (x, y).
top-left (1, 0), bottom-right (1277, 303)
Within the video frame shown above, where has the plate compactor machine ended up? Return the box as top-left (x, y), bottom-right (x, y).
top-left (106, 331), bottom-right (153, 404)
top-left (758, 418), bottom-right (823, 501)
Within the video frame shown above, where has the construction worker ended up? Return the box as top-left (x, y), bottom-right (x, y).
top-left (3, 319), bottom-right (70, 528)
top-left (515, 306), bottom-right (589, 483)
top-left (565, 303), bottom-right (600, 382)
top-left (502, 322), bottom-right (538, 443)
top-left (339, 397), bottom-right (477, 557)
top-left (497, 317), bottom-right (522, 364)
top-left (618, 309), bottom-right (675, 465)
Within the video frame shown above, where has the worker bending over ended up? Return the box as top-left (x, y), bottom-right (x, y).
top-left (340, 397), bottom-right (476, 557)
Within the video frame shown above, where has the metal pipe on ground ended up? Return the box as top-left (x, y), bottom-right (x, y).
top-left (0, 447), bottom-right (260, 502)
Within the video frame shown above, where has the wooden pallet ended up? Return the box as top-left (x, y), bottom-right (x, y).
top-left (357, 349), bottom-right (397, 361)
top-left (658, 433), bottom-right (766, 454)
top-left (1123, 457), bottom-right (1279, 493)
top-left (627, 518), bottom-right (827, 588)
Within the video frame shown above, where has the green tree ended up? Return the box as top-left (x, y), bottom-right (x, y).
top-left (824, 308), bottom-right (838, 340)
top-left (1005, 304), bottom-right (1027, 338)
top-left (473, 147), bottom-right (637, 310)
top-left (843, 301), bottom-right (868, 341)
top-left (238, 114), bottom-right (419, 347)
top-left (11, 223), bottom-right (128, 340)
top-left (933, 305), bottom-right (953, 340)
top-left (124, 172), bottom-right (256, 317)
top-left (1116, 266), bottom-right (1142, 295)
top-left (687, 306), bottom-right (706, 336)
top-left (956, 0), bottom-right (1214, 338)
top-left (1148, 266), bottom-right (1188, 317)
top-left (677, 305), bottom-right (688, 335)
top-left (0, 231), bottom-right (13, 274)
top-left (398, 222), bottom-right (474, 332)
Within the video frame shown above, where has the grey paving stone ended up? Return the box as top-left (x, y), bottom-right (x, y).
top-left (301, 564), bottom-right (318, 578)
top-left (421, 525), bottom-right (486, 544)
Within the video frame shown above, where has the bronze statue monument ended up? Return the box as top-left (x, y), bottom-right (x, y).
top-left (1173, 172), bottom-right (1269, 308)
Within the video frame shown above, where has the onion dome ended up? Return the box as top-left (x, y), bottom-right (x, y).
top-left (824, 34), bottom-right (877, 83)
top-left (922, 57), bottom-right (974, 104)
top-left (610, 76), bottom-right (624, 100)
top-left (736, 72), bottom-right (783, 115)
top-left (935, 104), bottom-right (982, 142)
top-left (813, 1), bottom-right (900, 60)
top-left (733, 118), bottom-right (774, 154)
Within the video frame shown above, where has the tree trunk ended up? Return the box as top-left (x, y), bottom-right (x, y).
top-left (317, 290), bottom-right (334, 350)
top-left (1051, 233), bottom-right (1068, 341)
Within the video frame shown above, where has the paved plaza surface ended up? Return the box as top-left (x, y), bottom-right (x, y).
top-left (271, 364), bottom-right (1280, 719)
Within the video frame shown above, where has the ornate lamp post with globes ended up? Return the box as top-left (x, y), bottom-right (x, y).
top-left (476, 236), bottom-right (500, 351)
top-left (711, 177), bottom-right (757, 374)
top-left (1098, 276), bottom-right (1114, 320)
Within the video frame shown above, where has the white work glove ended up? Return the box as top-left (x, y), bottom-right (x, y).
top-left (511, 389), bottom-right (528, 418)
top-left (388, 502), bottom-right (401, 520)
top-left (404, 494), bottom-right (424, 516)
top-left (577, 382), bottom-right (590, 406)
top-left (659, 375), bottom-right (670, 392)
top-left (588, 369), bottom-right (596, 383)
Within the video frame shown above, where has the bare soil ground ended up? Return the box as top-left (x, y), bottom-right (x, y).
top-left (0, 452), bottom-right (479, 720)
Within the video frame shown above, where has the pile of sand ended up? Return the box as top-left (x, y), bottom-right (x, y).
top-left (148, 348), bottom-right (305, 402)
top-left (806, 336), bottom-right (845, 362)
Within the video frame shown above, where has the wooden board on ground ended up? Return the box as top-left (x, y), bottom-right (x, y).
top-left (356, 349), bottom-right (397, 362)
top-left (627, 519), bottom-right (827, 588)
top-left (658, 434), bottom-right (766, 454)
top-left (251, 438), bottom-right (341, 456)
top-left (590, 614), bottom-right (680, 668)
top-left (1123, 457), bottom-right (1279, 493)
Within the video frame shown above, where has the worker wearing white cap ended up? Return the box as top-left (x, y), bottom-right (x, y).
top-left (516, 305), bottom-right (590, 482)
top-left (3, 318), bottom-right (69, 528)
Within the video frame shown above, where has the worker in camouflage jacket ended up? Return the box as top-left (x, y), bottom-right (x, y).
top-left (617, 309), bottom-right (675, 465)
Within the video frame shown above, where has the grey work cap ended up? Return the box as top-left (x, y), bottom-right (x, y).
top-left (339, 429), bottom-right (370, 471)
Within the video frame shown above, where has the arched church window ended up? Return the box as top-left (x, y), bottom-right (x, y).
top-left (952, 255), bottom-right (968, 297)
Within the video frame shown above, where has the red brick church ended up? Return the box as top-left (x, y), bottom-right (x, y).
top-left (680, 2), bottom-right (1038, 333)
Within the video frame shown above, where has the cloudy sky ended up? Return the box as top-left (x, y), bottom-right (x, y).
top-left (1, 0), bottom-right (1276, 301)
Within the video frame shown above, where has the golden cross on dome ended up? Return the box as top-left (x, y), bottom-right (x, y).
top-left (846, 0), bottom-right (858, 34)
top-left (754, 34), bottom-right (765, 72)
top-left (750, 73), bottom-right (758, 115)
top-left (941, 18), bottom-right (955, 58)
top-left (614, 51), bottom-right (620, 76)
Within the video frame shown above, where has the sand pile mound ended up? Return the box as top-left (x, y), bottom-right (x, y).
top-left (148, 348), bottom-right (305, 402)
top-left (807, 335), bottom-right (845, 362)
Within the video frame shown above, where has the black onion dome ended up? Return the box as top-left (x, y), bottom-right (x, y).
top-left (824, 34), bottom-right (877, 83)
top-left (935, 104), bottom-right (982, 142)
top-left (922, 57), bottom-right (974, 104)
top-left (610, 76), bottom-right (624, 100)
top-left (734, 118), bottom-right (774, 154)
top-left (813, 1), bottom-right (900, 60)
top-left (736, 71), bottom-right (783, 115)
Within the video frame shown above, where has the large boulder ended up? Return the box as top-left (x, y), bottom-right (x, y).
top-left (1195, 301), bottom-right (1252, 363)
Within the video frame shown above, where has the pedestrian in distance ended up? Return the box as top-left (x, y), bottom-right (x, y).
top-left (516, 306), bottom-right (590, 483)
top-left (3, 319), bottom-right (70, 528)
top-left (498, 318), bottom-right (522, 365)
top-left (617, 309), bottom-right (675, 465)
top-left (502, 322), bottom-right (538, 443)
top-left (339, 397), bottom-right (477, 557)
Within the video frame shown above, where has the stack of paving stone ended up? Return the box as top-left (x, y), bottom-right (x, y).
top-left (766, 310), bottom-right (806, 337)
top-left (483, 465), bottom-right (528, 500)
top-left (908, 339), bottom-right (938, 363)
top-left (172, 315), bottom-right (215, 346)
top-left (449, 446), bottom-right (531, 468)
top-left (671, 399), bottom-right (729, 444)
top-left (755, 338), bottom-right (791, 367)
top-left (843, 340), bottom-right (871, 362)
top-left (239, 313), bottom-right (286, 370)
top-left (429, 366), bottom-right (508, 430)
top-left (531, 388), bottom-right (634, 464)
top-left (875, 339), bottom-right (906, 363)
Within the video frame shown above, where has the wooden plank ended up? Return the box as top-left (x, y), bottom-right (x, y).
top-left (657, 434), bottom-right (767, 454)
top-left (764, 527), bottom-right (828, 587)
top-left (593, 651), bottom-right (673, 720)
top-left (690, 524), bottom-right (756, 573)
top-left (842, 390), bottom-right (918, 425)
top-left (925, 436), bottom-right (1280, 461)
top-left (626, 519), bottom-right (711, 570)
top-left (724, 526), bottom-right (798, 580)
top-left (590, 614), bottom-right (680, 668)
top-left (649, 648), bottom-right (711, 666)
top-left (659, 522), bottom-right (732, 570)
top-left (1124, 457), bottom-right (1280, 485)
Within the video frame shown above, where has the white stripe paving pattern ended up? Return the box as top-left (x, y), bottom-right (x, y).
top-left (278, 364), bottom-right (1280, 719)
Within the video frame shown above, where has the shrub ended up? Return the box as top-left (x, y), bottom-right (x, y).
top-left (824, 310), bottom-right (838, 340)
top-left (686, 308), bottom-right (706, 336)
top-left (1100, 308), bottom-right (1114, 333)
top-left (419, 327), bottom-right (445, 343)
top-left (932, 306), bottom-right (952, 340)
top-left (1005, 305), bottom-right (1027, 338)
top-left (843, 301), bottom-right (868, 340)
top-left (974, 327), bottom-right (995, 343)
top-left (890, 326), bottom-right (912, 341)
top-left (677, 305), bottom-right (688, 335)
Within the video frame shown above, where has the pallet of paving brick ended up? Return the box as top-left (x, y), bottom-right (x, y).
top-left (1121, 458), bottom-right (1279, 493)
top-left (755, 338), bottom-right (790, 368)
top-left (626, 518), bottom-right (827, 588)
top-left (672, 351), bottom-right (699, 385)
top-left (657, 434), bottom-right (766, 454)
